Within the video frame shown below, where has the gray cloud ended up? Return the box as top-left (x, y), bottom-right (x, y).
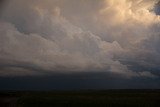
top-left (155, 1), bottom-right (160, 15)
top-left (0, 0), bottom-right (159, 78)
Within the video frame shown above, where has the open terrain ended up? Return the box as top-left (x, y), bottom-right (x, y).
top-left (0, 89), bottom-right (160, 107)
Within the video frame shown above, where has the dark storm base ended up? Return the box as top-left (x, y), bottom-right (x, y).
top-left (0, 89), bottom-right (160, 107)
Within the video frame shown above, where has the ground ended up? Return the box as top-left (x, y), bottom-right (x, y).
top-left (0, 90), bottom-right (160, 107)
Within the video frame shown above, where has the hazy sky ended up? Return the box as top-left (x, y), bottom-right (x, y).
top-left (0, 0), bottom-right (160, 90)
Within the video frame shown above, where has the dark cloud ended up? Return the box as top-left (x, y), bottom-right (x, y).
top-left (0, 0), bottom-right (6, 13)
top-left (155, 1), bottom-right (160, 15)
top-left (0, 73), bottom-right (160, 90)
top-left (0, 0), bottom-right (160, 89)
top-left (0, 0), bottom-right (5, 7)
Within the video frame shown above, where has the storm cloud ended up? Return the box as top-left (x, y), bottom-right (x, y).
top-left (0, 0), bottom-right (160, 79)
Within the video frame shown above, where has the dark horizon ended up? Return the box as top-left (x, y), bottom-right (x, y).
top-left (1, 72), bottom-right (160, 90)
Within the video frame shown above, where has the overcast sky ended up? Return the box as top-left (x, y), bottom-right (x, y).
top-left (0, 0), bottom-right (160, 90)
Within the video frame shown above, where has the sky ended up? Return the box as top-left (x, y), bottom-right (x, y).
top-left (0, 0), bottom-right (160, 90)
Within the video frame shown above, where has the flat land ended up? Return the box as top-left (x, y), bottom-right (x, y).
top-left (0, 89), bottom-right (160, 107)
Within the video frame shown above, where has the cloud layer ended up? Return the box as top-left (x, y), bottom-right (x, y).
top-left (0, 0), bottom-right (160, 78)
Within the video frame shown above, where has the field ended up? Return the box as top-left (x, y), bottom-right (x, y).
top-left (0, 90), bottom-right (160, 107)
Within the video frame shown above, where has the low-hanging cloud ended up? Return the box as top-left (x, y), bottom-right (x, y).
top-left (0, 0), bottom-right (160, 78)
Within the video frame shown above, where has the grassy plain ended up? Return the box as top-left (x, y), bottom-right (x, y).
top-left (0, 89), bottom-right (160, 107)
